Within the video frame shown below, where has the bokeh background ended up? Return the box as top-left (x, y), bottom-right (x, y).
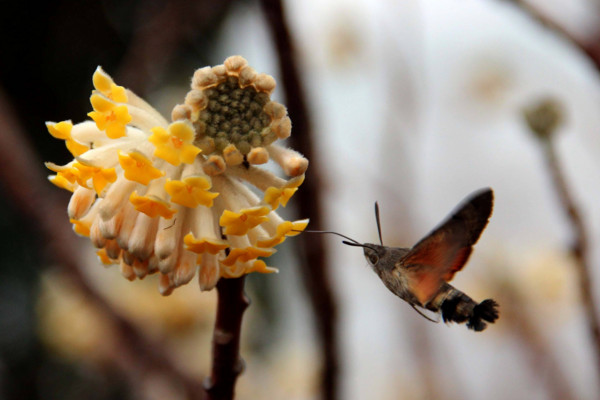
top-left (1, 0), bottom-right (600, 399)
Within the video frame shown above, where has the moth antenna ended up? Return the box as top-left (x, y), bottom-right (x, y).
top-left (410, 304), bottom-right (439, 323)
top-left (374, 202), bottom-right (384, 245)
top-left (303, 230), bottom-right (361, 245)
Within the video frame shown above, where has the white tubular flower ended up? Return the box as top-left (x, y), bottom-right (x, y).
top-left (46, 56), bottom-right (309, 295)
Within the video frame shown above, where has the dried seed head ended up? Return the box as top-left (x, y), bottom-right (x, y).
top-left (247, 147), bottom-right (269, 165)
top-left (192, 67), bottom-right (219, 89)
top-left (224, 55), bottom-right (248, 74)
top-left (272, 117), bottom-right (292, 139)
top-left (171, 104), bottom-right (192, 121)
top-left (238, 66), bottom-right (258, 88)
top-left (254, 74), bottom-right (276, 94)
top-left (264, 101), bottom-right (286, 119)
top-left (523, 97), bottom-right (564, 140)
top-left (203, 155), bottom-right (227, 175)
top-left (187, 66), bottom-right (286, 161)
top-left (212, 64), bottom-right (228, 81)
top-left (223, 143), bottom-right (244, 166)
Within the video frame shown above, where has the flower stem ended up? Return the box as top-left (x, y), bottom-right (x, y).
top-left (540, 139), bottom-right (600, 375)
top-left (204, 276), bottom-right (249, 400)
top-left (513, 0), bottom-right (600, 380)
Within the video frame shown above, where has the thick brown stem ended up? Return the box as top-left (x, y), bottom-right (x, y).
top-left (204, 276), bottom-right (249, 400)
top-left (258, 1), bottom-right (340, 399)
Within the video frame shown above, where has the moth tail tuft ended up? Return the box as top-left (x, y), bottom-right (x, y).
top-left (439, 290), bottom-right (499, 332)
top-left (466, 299), bottom-right (499, 332)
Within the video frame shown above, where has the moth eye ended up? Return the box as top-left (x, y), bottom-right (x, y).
top-left (369, 254), bottom-right (378, 264)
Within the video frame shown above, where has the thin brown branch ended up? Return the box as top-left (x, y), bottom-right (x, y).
top-left (258, 1), bottom-right (340, 399)
top-left (541, 139), bottom-right (600, 375)
top-left (0, 88), bottom-right (205, 400)
top-left (204, 277), bottom-right (249, 400)
top-left (509, 0), bottom-right (600, 73)
top-left (513, 1), bottom-right (600, 381)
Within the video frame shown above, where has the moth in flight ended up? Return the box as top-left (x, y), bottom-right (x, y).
top-left (313, 188), bottom-right (499, 331)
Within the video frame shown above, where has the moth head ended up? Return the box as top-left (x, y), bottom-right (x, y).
top-left (363, 244), bottom-right (384, 266)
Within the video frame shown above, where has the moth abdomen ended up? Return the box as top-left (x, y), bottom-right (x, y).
top-left (432, 286), bottom-right (499, 331)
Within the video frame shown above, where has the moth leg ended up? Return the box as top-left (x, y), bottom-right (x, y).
top-left (410, 304), bottom-right (439, 323)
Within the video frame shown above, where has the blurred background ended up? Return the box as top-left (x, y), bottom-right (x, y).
top-left (1, 0), bottom-right (600, 399)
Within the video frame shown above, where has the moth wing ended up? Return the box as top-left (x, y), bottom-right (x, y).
top-left (400, 188), bottom-right (494, 304)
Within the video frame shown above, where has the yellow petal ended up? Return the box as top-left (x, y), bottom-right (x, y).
top-left (109, 84), bottom-right (128, 103)
top-left (70, 218), bottom-right (91, 237)
top-left (65, 139), bottom-right (89, 157)
top-left (247, 259), bottom-right (278, 274)
top-left (93, 67), bottom-right (112, 93)
top-left (97, 248), bottom-right (116, 265)
top-left (105, 121), bottom-right (127, 139)
top-left (118, 151), bottom-right (164, 185)
top-left (88, 96), bottom-right (131, 139)
top-left (90, 94), bottom-right (113, 113)
top-left (180, 143), bottom-right (202, 164)
top-left (114, 105), bottom-right (132, 124)
top-left (129, 191), bottom-right (176, 219)
top-left (183, 233), bottom-right (228, 254)
top-left (263, 175), bottom-right (304, 210)
top-left (288, 218), bottom-right (309, 236)
top-left (170, 120), bottom-right (195, 142)
top-left (46, 121), bottom-right (73, 140)
top-left (149, 122), bottom-right (201, 166)
top-left (91, 167), bottom-right (117, 194)
top-left (256, 218), bottom-right (309, 247)
top-left (221, 247), bottom-right (275, 267)
top-left (164, 176), bottom-right (219, 208)
top-left (87, 111), bottom-right (107, 130)
top-left (48, 174), bottom-right (76, 192)
top-left (220, 206), bottom-right (270, 236)
top-left (93, 67), bottom-right (128, 103)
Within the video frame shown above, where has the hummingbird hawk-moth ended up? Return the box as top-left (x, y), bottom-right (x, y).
top-left (313, 188), bottom-right (499, 331)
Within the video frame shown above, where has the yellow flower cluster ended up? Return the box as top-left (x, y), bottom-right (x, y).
top-left (46, 57), bottom-right (308, 294)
